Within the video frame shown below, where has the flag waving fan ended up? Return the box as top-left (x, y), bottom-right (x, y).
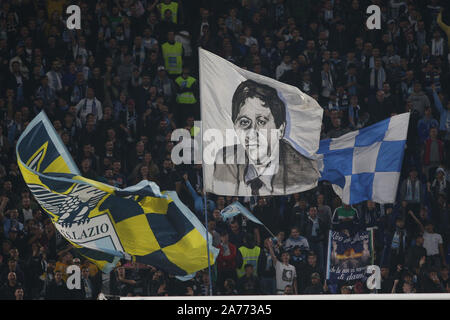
top-left (16, 111), bottom-right (218, 275)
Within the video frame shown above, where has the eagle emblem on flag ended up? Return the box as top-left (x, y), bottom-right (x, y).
top-left (28, 183), bottom-right (106, 227)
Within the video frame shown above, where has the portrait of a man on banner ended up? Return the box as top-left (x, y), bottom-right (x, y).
top-left (212, 79), bottom-right (318, 196)
top-left (200, 49), bottom-right (323, 197)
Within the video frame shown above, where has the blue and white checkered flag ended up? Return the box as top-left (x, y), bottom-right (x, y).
top-left (317, 113), bottom-right (410, 205)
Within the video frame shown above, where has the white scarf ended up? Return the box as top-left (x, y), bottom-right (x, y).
top-left (370, 67), bottom-right (386, 90)
top-left (406, 178), bottom-right (420, 202)
top-left (432, 38), bottom-right (444, 56)
top-left (321, 71), bottom-right (333, 97)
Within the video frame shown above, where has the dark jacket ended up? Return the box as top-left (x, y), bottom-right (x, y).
top-left (380, 275), bottom-right (395, 293)
top-left (405, 245), bottom-right (427, 271)
top-left (45, 280), bottom-right (71, 300)
top-left (80, 276), bottom-right (101, 300)
top-left (300, 216), bottom-right (328, 243)
top-left (298, 262), bottom-right (323, 293)
top-left (0, 282), bottom-right (22, 300)
top-left (236, 274), bottom-right (261, 295)
top-left (303, 283), bottom-right (324, 294)
top-left (419, 276), bottom-right (445, 293)
top-left (367, 98), bottom-right (394, 124)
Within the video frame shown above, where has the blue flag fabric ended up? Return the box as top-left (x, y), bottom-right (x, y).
top-left (317, 113), bottom-right (410, 205)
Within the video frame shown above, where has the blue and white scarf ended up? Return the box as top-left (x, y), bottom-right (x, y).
top-left (405, 179), bottom-right (420, 202)
top-left (133, 45), bottom-right (146, 66)
top-left (391, 229), bottom-right (406, 251)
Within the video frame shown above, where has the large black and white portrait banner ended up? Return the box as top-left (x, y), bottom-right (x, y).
top-left (199, 48), bottom-right (323, 196)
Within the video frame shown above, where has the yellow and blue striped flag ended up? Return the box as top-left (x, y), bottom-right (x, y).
top-left (16, 112), bottom-right (218, 275)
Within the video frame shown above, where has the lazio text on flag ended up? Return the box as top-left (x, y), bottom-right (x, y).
top-left (16, 111), bottom-right (218, 275)
top-left (200, 48), bottom-right (323, 196)
top-left (318, 113), bottom-right (410, 205)
top-left (326, 230), bottom-right (374, 282)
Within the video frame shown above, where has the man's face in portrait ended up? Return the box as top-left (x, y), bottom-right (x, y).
top-left (233, 97), bottom-right (285, 166)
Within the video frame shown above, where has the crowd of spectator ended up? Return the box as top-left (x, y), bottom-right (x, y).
top-left (0, 0), bottom-right (449, 299)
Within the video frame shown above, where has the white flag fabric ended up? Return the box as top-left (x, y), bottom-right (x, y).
top-left (199, 48), bottom-right (323, 196)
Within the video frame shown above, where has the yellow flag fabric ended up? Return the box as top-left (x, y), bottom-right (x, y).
top-left (16, 112), bottom-right (218, 274)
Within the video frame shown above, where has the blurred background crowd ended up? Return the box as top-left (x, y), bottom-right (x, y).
top-left (0, 0), bottom-right (449, 299)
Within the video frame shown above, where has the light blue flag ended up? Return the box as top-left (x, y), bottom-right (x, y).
top-left (317, 113), bottom-right (410, 205)
top-left (220, 202), bottom-right (263, 225)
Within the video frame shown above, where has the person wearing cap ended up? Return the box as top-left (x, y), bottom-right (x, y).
top-left (1, 258), bottom-right (25, 285)
top-left (303, 272), bottom-right (326, 294)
